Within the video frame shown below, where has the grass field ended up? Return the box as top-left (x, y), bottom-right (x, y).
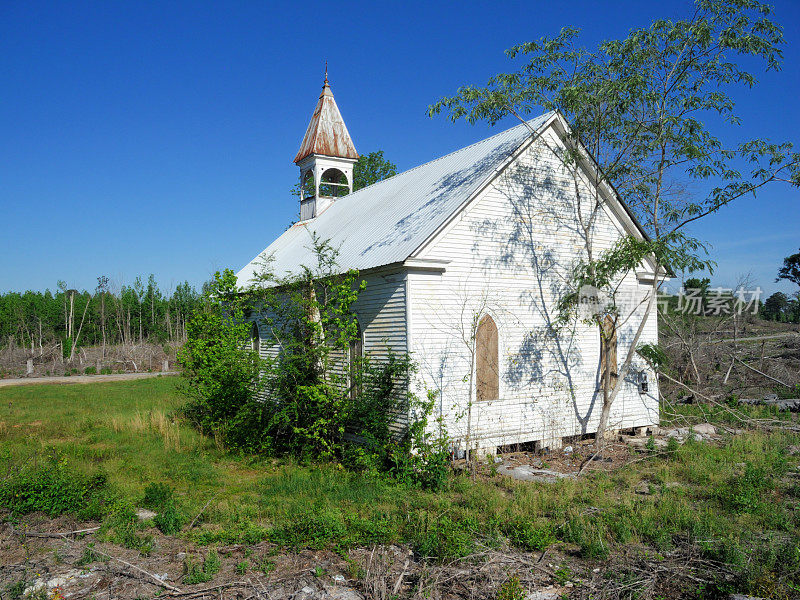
top-left (1, 378), bottom-right (800, 597)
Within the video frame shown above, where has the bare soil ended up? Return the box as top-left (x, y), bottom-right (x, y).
top-left (0, 513), bottom-right (581, 600)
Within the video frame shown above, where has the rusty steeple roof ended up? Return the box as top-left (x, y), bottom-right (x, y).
top-left (293, 69), bottom-right (359, 164)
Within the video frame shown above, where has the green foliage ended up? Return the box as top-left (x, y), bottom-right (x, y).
top-left (554, 565), bottom-right (573, 586)
top-left (720, 462), bottom-right (771, 514)
top-left (153, 500), bottom-right (185, 535)
top-left (637, 343), bottom-right (669, 371)
top-left (102, 503), bottom-right (154, 555)
top-left (4, 579), bottom-right (26, 600)
top-left (183, 550), bottom-right (221, 584)
top-left (413, 515), bottom-right (475, 561)
top-left (142, 480), bottom-right (187, 535)
top-left (777, 248), bottom-right (800, 289)
top-left (666, 436), bottom-right (680, 454)
top-left (0, 450), bottom-right (110, 519)
top-left (497, 574), bottom-right (525, 600)
top-left (180, 241), bottom-right (450, 489)
top-left (142, 482), bottom-right (174, 509)
top-left (503, 517), bottom-right (555, 551)
top-left (179, 269), bottom-right (265, 451)
top-left (761, 291), bottom-right (798, 323)
top-left (352, 151), bottom-right (398, 190)
top-left (84, 366), bottom-right (96, 375)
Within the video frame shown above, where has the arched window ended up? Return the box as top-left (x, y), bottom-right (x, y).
top-left (319, 168), bottom-right (350, 198)
top-left (476, 315), bottom-right (499, 401)
top-left (600, 315), bottom-right (618, 390)
top-left (348, 320), bottom-right (363, 400)
top-left (251, 322), bottom-right (260, 355)
top-left (301, 171), bottom-right (316, 199)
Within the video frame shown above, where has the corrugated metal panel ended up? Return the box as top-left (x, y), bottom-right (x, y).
top-left (293, 80), bottom-right (359, 163)
top-left (238, 113), bottom-right (555, 286)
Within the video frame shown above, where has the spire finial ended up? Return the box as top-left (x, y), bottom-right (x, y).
top-left (324, 61), bottom-right (328, 85)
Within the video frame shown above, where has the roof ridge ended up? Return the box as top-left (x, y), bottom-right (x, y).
top-left (345, 112), bottom-right (554, 198)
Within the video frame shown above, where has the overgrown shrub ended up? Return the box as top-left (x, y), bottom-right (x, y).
top-left (179, 270), bottom-right (263, 450)
top-left (180, 255), bottom-right (451, 490)
top-left (142, 482), bottom-right (185, 534)
top-left (101, 503), bottom-right (154, 555)
top-left (720, 462), bottom-right (771, 513)
top-left (413, 515), bottom-right (475, 561)
top-left (503, 517), bottom-right (555, 551)
top-left (268, 511), bottom-right (348, 550)
top-left (142, 482), bottom-right (173, 509)
top-left (0, 450), bottom-right (110, 519)
top-left (496, 574), bottom-right (525, 600)
top-left (183, 550), bottom-right (221, 584)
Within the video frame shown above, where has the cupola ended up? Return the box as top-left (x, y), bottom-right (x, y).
top-left (294, 68), bottom-right (358, 220)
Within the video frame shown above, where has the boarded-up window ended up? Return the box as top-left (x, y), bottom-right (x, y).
top-left (600, 315), bottom-right (618, 390)
top-left (476, 315), bottom-right (499, 401)
top-left (251, 322), bottom-right (260, 355)
top-left (349, 320), bottom-right (363, 400)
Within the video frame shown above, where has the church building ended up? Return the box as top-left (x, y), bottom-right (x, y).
top-left (237, 74), bottom-right (660, 454)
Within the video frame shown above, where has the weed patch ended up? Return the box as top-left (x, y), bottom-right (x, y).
top-left (0, 450), bottom-right (110, 519)
top-left (183, 550), bottom-right (221, 584)
top-left (412, 515), bottom-right (475, 561)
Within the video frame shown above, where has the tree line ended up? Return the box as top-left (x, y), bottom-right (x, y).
top-left (0, 275), bottom-right (204, 359)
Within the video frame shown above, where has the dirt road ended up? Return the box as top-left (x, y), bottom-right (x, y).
top-left (0, 371), bottom-right (179, 387)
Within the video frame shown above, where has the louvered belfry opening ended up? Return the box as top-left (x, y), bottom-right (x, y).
top-left (600, 314), bottom-right (618, 390)
top-left (476, 315), bottom-right (499, 401)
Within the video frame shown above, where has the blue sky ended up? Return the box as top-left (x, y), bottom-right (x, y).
top-left (1, 0), bottom-right (798, 297)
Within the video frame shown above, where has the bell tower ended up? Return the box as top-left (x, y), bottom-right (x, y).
top-left (293, 67), bottom-right (359, 221)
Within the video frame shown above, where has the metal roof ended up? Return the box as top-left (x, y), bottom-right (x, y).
top-left (238, 112), bottom-right (556, 286)
top-left (293, 75), bottom-right (359, 164)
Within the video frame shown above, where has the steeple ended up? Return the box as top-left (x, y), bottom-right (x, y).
top-left (294, 68), bottom-right (359, 221)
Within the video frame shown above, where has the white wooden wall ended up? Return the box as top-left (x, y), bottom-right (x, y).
top-left (408, 126), bottom-right (659, 451)
top-left (353, 270), bottom-right (408, 362)
top-left (255, 270), bottom-right (410, 423)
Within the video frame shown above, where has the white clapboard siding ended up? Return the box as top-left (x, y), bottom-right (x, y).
top-left (408, 125), bottom-right (660, 450)
top-left (255, 270), bottom-right (410, 426)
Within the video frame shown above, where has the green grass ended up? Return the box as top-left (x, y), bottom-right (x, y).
top-left (1, 378), bottom-right (799, 597)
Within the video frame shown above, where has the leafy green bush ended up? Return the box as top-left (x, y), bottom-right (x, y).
top-left (497, 574), bottom-right (525, 600)
top-left (154, 500), bottom-right (185, 535)
top-left (721, 463), bottom-right (771, 513)
top-left (183, 550), bottom-right (221, 584)
top-left (142, 482), bottom-right (173, 509)
top-left (503, 517), bottom-right (555, 551)
top-left (180, 265), bottom-right (451, 490)
top-left (268, 511), bottom-right (347, 550)
top-left (413, 515), bottom-right (475, 561)
top-left (102, 503), bottom-right (154, 555)
top-left (141, 482), bottom-right (185, 534)
top-left (84, 366), bottom-right (96, 375)
top-left (0, 451), bottom-right (110, 519)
